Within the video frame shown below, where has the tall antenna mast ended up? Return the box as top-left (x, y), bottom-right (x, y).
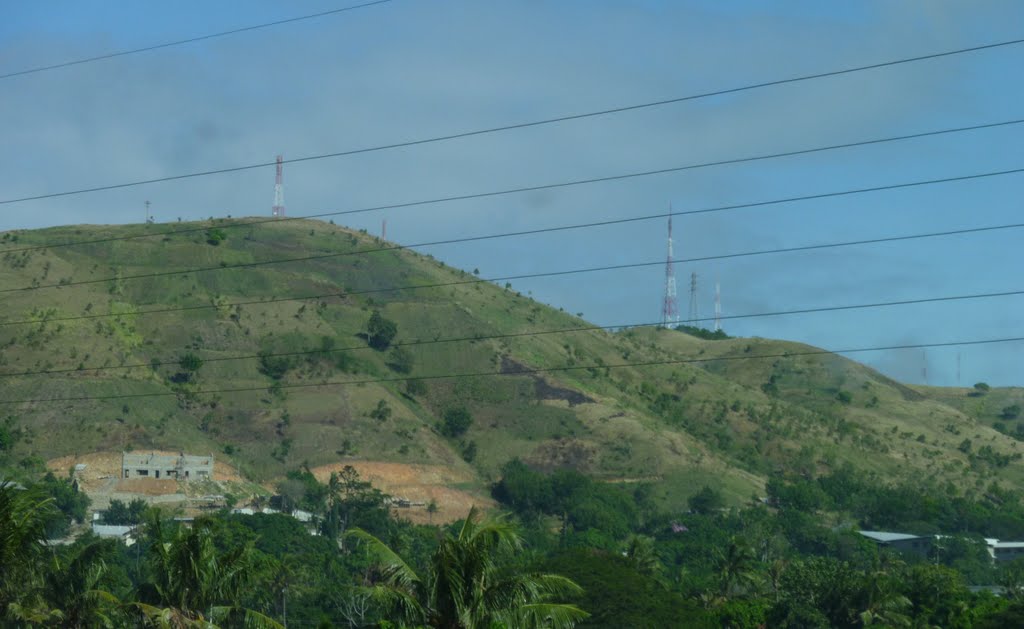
top-left (922, 350), bottom-right (928, 385)
top-left (272, 155), bottom-right (285, 218)
top-left (714, 278), bottom-right (722, 332)
top-left (688, 272), bottom-right (699, 325)
top-left (145, 200), bottom-right (152, 224)
top-left (661, 205), bottom-right (679, 327)
top-left (957, 351), bottom-right (961, 386)
top-left (382, 219), bottom-right (387, 241)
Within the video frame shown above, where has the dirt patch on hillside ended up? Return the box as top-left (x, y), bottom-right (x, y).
top-left (310, 461), bottom-right (494, 524)
top-left (50, 452), bottom-right (245, 497)
top-left (501, 357), bottom-right (595, 407)
top-left (114, 478), bottom-right (179, 496)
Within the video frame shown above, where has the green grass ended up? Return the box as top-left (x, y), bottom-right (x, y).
top-left (1, 219), bottom-right (1022, 511)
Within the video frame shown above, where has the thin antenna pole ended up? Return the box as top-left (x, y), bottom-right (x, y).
top-left (272, 155), bottom-right (285, 217)
top-left (688, 272), bottom-right (699, 325)
top-left (382, 219), bottom-right (387, 240)
top-left (145, 200), bottom-right (151, 224)
top-left (661, 204), bottom-right (679, 327)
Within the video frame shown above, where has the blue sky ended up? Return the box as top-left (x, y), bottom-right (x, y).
top-left (1, 0), bottom-right (1022, 385)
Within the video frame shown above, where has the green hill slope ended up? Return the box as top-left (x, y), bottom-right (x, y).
top-left (1, 219), bottom-right (1021, 509)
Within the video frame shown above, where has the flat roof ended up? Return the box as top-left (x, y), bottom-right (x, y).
top-left (859, 531), bottom-right (927, 543)
top-left (122, 452), bottom-right (213, 467)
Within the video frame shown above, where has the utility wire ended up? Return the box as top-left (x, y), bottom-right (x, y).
top-left (2, 118), bottom-right (1019, 253)
top-left (2, 32), bottom-right (1023, 206)
top-left (0, 0), bottom-right (395, 81)
top-left (5, 164), bottom-right (1023, 295)
top-left (2, 335), bottom-right (1021, 405)
top-left (3, 220), bottom-right (1023, 328)
top-left (5, 287), bottom-right (1024, 379)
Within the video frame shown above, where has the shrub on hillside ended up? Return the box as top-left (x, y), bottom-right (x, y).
top-left (365, 310), bottom-right (397, 351)
top-left (441, 407), bottom-right (473, 437)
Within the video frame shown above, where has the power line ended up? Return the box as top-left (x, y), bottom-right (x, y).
top-left (0, 0), bottom-right (395, 81)
top-left (3, 32), bottom-right (1022, 206)
top-left (2, 335), bottom-right (1021, 405)
top-left (5, 164), bottom-right (1023, 295)
top-left (3, 220), bottom-right (1023, 328)
top-left (5, 287), bottom-right (1024, 379)
top-left (3, 118), bottom-right (1019, 255)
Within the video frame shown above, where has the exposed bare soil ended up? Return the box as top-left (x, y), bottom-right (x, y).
top-left (310, 461), bottom-right (494, 524)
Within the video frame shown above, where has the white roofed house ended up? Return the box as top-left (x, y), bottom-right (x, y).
top-left (858, 531), bottom-right (934, 557)
top-left (987, 539), bottom-right (1024, 562)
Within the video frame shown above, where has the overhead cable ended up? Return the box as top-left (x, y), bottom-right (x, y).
top-left (2, 220), bottom-right (1023, 327)
top-left (4, 165), bottom-right (1023, 295)
top-left (3, 33), bottom-right (1023, 206)
top-left (4, 287), bottom-right (1024, 379)
top-left (0, 0), bottom-right (395, 81)
top-left (2, 336), bottom-right (1021, 404)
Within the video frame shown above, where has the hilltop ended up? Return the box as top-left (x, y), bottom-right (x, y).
top-left (1, 218), bottom-right (1021, 516)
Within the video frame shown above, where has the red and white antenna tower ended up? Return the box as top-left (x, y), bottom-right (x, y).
top-left (272, 155), bottom-right (285, 217)
top-left (714, 278), bottom-right (722, 332)
top-left (661, 205), bottom-right (679, 327)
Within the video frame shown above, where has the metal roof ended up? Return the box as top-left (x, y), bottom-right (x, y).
top-left (858, 531), bottom-right (926, 543)
top-left (92, 524), bottom-right (134, 538)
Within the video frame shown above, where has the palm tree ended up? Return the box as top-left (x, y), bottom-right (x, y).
top-left (623, 534), bottom-right (661, 577)
top-left (134, 516), bottom-right (284, 628)
top-left (0, 484), bottom-right (58, 622)
top-left (858, 565), bottom-right (911, 628)
top-left (348, 506), bottom-right (587, 628)
top-left (43, 539), bottom-right (124, 628)
top-left (714, 537), bottom-right (760, 599)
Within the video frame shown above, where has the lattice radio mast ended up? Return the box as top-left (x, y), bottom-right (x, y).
top-left (272, 155), bottom-right (285, 217)
top-left (660, 206), bottom-right (679, 327)
top-left (688, 272), bottom-right (699, 325)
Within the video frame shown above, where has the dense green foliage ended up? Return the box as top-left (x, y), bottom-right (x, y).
top-left (10, 457), bottom-right (1024, 626)
top-left (104, 498), bottom-right (149, 525)
top-left (673, 324), bottom-right (730, 340)
top-left (38, 472), bottom-right (90, 538)
top-left (366, 309), bottom-right (398, 351)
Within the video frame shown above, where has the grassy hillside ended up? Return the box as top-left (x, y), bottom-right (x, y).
top-left (1, 218), bottom-right (1021, 510)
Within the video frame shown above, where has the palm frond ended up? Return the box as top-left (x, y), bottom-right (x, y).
top-left (210, 605), bottom-right (285, 629)
top-left (513, 603), bottom-right (589, 629)
top-left (345, 528), bottom-right (421, 590)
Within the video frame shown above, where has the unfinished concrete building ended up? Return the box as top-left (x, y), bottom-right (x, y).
top-left (121, 452), bottom-right (213, 481)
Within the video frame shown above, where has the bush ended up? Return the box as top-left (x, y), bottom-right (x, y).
top-left (179, 353), bottom-right (203, 373)
top-left (441, 407), bottom-right (473, 437)
top-left (387, 346), bottom-right (414, 374)
top-left (104, 498), bottom-right (148, 525)
top-left (206, 228), bottom-right (227, 246)
top-left (688, 486), bottom-right (725, 515)
top-left (1002, 405), bottom-right (1021, 420)
top-left (365, 310), bottom-right (397, 351)
top-left (258, 351), bottom-right (293, 380)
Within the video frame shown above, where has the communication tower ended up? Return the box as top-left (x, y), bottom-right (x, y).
top-left (688, 272), bottom-right (699, 325)
top-left (272, 155), bottom-right (285, 217)
top-left (660, 207), bottom-right (679, 327)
